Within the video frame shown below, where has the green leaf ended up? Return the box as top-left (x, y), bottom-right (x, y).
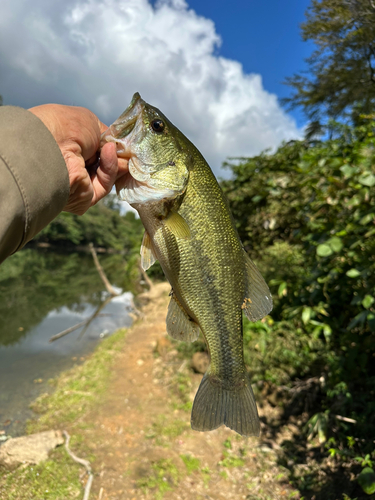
top-left (362, 295), bottom-right (374, 309)
top-left (302, 307), bottom-right (312, 324)
top-left (358, 173), bottom-right (375, 187)
top-left (317, 244), bottom-right (333, 257)
top-left (348, 311), bottom-right (368, 330)
top-left (327, 236), bottom-right (343, 252)
top-left (359, 213), bottom-right (374, 225)
top-left (357, 467), bottom-right (375, 495)
top-left (278, 281), bottom-right (288, 298)
top-left (323, 324), bottom-right (332, 342)
top-left (346, 269), bottom-right (361, 278)
top-left (340, 164), bottom-right (355, 177)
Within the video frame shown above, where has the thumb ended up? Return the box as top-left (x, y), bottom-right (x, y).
top-left (91, 142), bottom-right (118, 205)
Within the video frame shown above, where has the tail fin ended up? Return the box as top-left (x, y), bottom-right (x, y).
top-left (191, 372), bottom-right (260, 437)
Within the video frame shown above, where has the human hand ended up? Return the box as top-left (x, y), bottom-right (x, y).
top-left (28, 104), bottom-right (128, 215)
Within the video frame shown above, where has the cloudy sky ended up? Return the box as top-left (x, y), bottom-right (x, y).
top-left (0, 0), bottom-right (312, 176)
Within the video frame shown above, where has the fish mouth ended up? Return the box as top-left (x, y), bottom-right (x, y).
top-left (100, 92), bottom-right (145, 158)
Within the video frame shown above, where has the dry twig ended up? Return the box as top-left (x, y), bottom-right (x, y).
top-left (63, 430), bottom-right (93, 500)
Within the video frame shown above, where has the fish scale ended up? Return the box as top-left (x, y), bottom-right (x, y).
top-left (101, 92), bottom-right (273, 437)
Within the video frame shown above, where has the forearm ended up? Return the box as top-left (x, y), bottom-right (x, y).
top-left (0, 106), bottom-right (69, 264)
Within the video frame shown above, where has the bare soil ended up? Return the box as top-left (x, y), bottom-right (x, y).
top-left (74, 282), bottom-right (300, 500)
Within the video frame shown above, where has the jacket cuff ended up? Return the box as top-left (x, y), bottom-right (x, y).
top-left (0, 106), bottom-right (69, 260)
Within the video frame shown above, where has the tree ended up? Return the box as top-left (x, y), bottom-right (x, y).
top-left (284, 0), bottom-right (375, 131)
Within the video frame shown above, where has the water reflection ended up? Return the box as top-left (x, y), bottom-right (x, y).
top-left (0, 249), bottom-right (134, 436)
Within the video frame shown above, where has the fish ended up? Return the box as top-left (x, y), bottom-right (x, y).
top-left (101, 93), bottom-right (273, 437)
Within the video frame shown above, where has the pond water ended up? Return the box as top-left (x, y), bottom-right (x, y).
top-left (0, 249), bottom-right (134, 438)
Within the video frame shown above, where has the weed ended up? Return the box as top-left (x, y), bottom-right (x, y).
top-left (180, 454), bottom-right (200, 474)
top-left (223, 438), bottom-right (232, 449)
top-left (0, 447), bottom-right (82, 500)
top-left (146, 415), bottom-right (188, 445)
top-left (201, 466), bottom-right (211, 487)
top-left (219, 451), bottom-right (245, 467)
top-left (137, 459), bottom-right (179, 499)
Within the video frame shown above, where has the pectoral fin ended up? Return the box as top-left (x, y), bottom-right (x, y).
top-left (166, 291), bottom-right (200, 342)
top-left (242, 251), bottom-right (273, 322)
top-left (140, 231), bottom-right (157, 271)
top-left (164, 212), bottom-right (191, 240)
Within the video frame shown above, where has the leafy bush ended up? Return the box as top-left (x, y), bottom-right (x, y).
top-left (222, 121), bottom-right (375, 458)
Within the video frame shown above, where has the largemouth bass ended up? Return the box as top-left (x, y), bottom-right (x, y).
top-left (101, 93), bottom-right (272, 437)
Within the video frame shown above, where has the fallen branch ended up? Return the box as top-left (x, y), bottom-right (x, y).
top-left (63, 430), bottom-right (93, 500)
top-left (77, 296), bottom-right (113, 341)
top-left (89, 242), bottom-right (119, 297)
top-left (49, 310), bottom-right (110, 343)
top-left (334, 414), bottom-right (357, 424)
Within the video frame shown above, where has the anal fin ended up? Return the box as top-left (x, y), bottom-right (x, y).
top-left (242, 251), bottom-right (273, 322)
top-left (140, 231), bottom-right (157, 271)
top-left (166, 291), bottom-right (200, 342)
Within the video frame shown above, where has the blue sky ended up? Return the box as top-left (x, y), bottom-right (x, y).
top-left (186, 0), bottom-right (314, 127)
top-left (0, 0), bottom-right (313, 174)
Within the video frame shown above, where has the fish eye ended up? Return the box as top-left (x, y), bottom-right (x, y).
top-left (151, 119), bottom-right (165, 133)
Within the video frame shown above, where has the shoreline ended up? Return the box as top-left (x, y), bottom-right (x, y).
top-left (0, 282), bottom-right (301, 500)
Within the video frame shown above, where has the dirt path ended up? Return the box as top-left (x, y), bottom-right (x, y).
top-left (80, 283), bottom-right (299, 500)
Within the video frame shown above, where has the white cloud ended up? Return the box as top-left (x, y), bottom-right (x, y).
top-left (0, 0), bottom-right (301, 176)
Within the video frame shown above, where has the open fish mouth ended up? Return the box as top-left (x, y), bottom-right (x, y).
top-left (100, 92), bottom-right (144, 159)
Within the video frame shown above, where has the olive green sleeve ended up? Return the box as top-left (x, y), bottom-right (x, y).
top-left (0, 106), bottom-right (70, 264)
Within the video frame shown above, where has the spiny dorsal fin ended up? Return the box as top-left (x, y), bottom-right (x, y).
top-left (164, 212), bottom-right (191, 240)
top-left (242, 250), bottom-right (273, 322)
top-left (166, 291), bottom-right (200, 342)
top-left (140, 231), bottom-right (157, 271)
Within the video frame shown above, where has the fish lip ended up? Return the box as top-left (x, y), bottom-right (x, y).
top-left (100, 121), bottom-right (137, 158)
top-left (100, 92), bottom-right (145, 157)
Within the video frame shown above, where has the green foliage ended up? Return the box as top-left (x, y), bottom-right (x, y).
top-left (222, 121), bottom-right (375, 462)
top-left (180, 454), bottom-right (200, 474)
top-left (0, 198), bottom-right (145, 346)
top-left (34, 196), bottom-right (143, 252)
top-left (137, 459), bottom-right (179, 499)
top-left (0, 446), bottom-right (82, 499)
top-left (243, 318), bottom-right (326, 386)
top-left (357, 467), bottom-right (375, 495)
top-left (283, 0), bottom-right (375, 130)
top-left (219, 451), bottom-right (245, 468)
